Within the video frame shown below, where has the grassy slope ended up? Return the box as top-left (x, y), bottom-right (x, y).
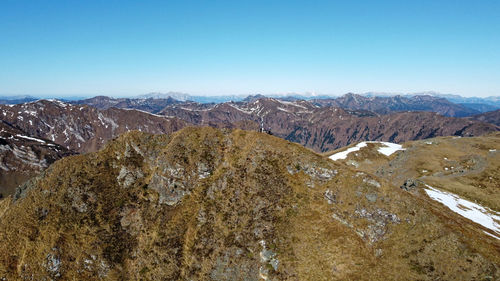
top-left (0, 127), bottom-right (498, 280)
top-left (325, 133), bottom-right (500, 211)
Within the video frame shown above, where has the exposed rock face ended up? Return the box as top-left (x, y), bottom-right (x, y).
top-left (0, 128), bottom-right (497, 280)
top-left (0, 100), bottom-right (187, 153)
top-left (468, 109), bottom-right (500, 126)
top-left (0, 121), bottom-right (74, 196)
top-left (311, 93), bottom-right (481, 117)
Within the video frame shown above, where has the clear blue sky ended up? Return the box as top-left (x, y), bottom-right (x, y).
top-left (1, 0), bottom-right (499, 97)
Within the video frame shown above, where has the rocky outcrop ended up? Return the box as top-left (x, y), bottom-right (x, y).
top-left (400, 179), bottom-right (423, 192)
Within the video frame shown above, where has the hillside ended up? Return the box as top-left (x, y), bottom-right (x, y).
top-left (469, 109), bottom-right (500, 126)
top-left (0, 100), bottom-right (187, 153)
top-left (0, 121), bottom-right (74, 197)
top-left (325, 133), bottom-right (500, 216)
top-left (72, 96), bottom-right (182, 113)
top-left (0, 127), bottom-right (498, 280)
top-left (311, 93), bottom-right (481, 117)
top-left (161, 98), bottom-right (500, 152)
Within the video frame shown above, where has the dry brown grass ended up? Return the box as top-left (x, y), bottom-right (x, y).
top-left (0, 127), bottom-right (498, 280)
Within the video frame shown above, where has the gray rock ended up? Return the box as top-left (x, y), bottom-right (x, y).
top-left (400, 179), bottom-right (421, 191)
top-left (365, 193), bottom-right (377, 203)
top-left (324, 189), bottom-right (336, 204)
top-left (149, 173), bottom-right (186, 205)
top-left (45, 248), bottom-right (62, 279)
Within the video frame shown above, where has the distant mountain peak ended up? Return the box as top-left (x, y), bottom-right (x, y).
top-left (138, 92), bottom-right (190, 101)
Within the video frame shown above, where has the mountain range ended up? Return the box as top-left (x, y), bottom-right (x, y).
top-left (0, 93), bottom-right (499, 280)
top-left (2, 92), bottom-right (500, 112)
top-left (0, 95), bottom-right (498, 197)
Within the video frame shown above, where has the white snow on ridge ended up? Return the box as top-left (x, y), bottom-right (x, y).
top-left (46, 99), bottom-right (68, 108)
top-left (424, 184), bottom-right (500, 239)
top-left (15, 134), bottom-right (46, 143)
top-left (121, 108), bottom-right (166, 118)
top-left (329, 142), bottom-right (368, 161)
top-left (375, 141), bottom-right (405, 156)
top-left (276, 99), bottom-right (307, 109)
top-left (328, 141), bottom-right (404, 161)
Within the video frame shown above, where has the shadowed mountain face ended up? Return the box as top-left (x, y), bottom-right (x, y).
top-left (0, 121), bottom-right (74, 197)
top-left (468, 109), bottom-right (500, 126)
top-left (0, 127), bottom-right (498, 280)
top-left (0, 100), bottom-right (187, 153)
top-left (311, 93), bottom-right (481, 117)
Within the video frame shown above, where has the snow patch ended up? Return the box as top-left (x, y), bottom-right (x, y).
top-left (329, 142), bottom-right (368, 161)
top-left (276, 99), bottom-right (308, 109)
top-left (121, 108), bottom-right (166, 118)
top-left (329, 141), bottom-right (404, 161)
top-left (226, 103), bottom-right (252, 114)
top-left (47, 99), bottom-right (68, 108)
top-left (375, 142), bottom-right (405, 156)
top-left (424, 184), bottom-right (500, 239)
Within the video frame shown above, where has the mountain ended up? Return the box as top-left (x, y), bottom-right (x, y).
top-left (138, 92), bottom-right (248, 103)
top-left (425, 93), bottom-right (500, 108)
top-left (363, 92), bottom-right (500, 112)
top-left (1, 98), bottom-right (498, 155)
top-left (0, 127), bottom-right (498, 280)
top-left (0, 99), bottom-right (187, 153)
top-left (458, 103), bottom-right (498, 113)
top-left (312, 93), bottom-right (481, 117)
top-left (72, 96), bottom-right (182, 113)
top-left (468, 109), bottom-right (500, 126)
top-left (0, 95), bottom-right (38, 105)
top-left (137, 92), bottom-right (191, 101)
top-left (160, 97), bottom-right (500, 152)
top-left (0, 121), bottom-right (74, 197)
